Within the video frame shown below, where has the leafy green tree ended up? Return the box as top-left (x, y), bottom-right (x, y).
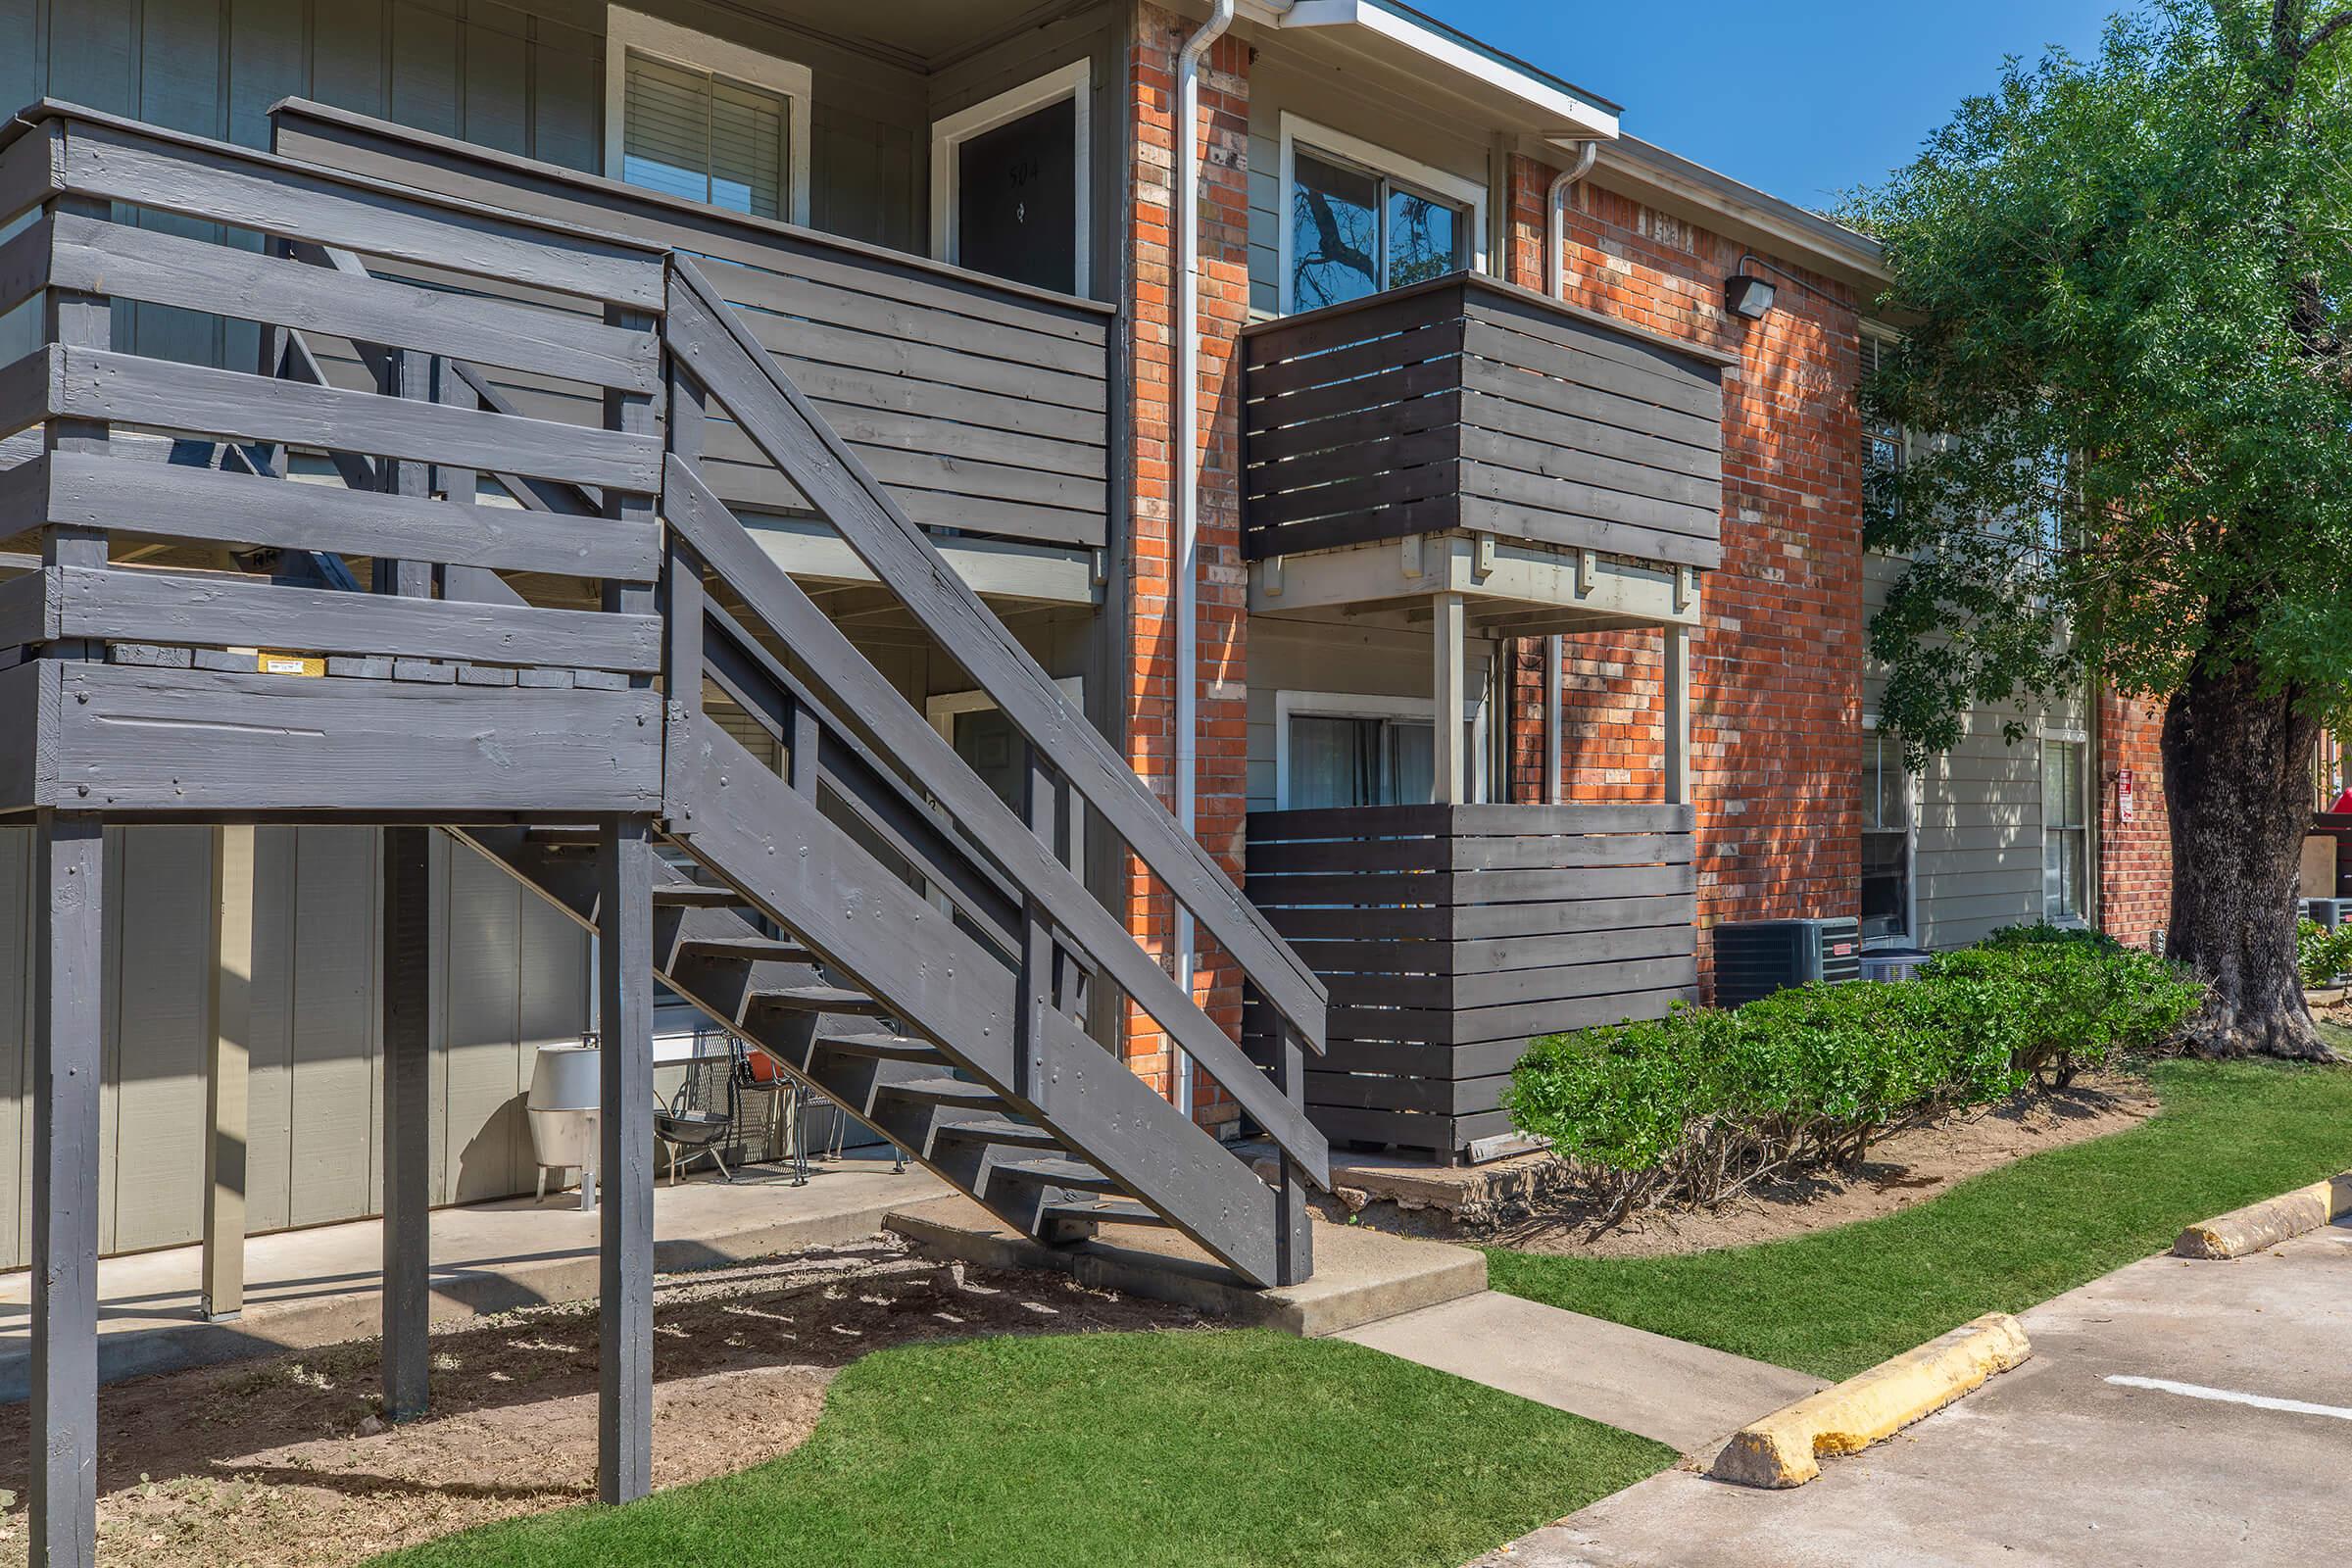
top-left (1850, 0), bottom-right (2352, 1059)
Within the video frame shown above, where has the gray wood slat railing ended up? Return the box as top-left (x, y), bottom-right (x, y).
top-left (269, 99), bottom-right (1111, 554)
top-left (1242, 271), bottom-right (1732, 569)
top-left (1245, 802), bottom-right (1700, 1159)
top-left (0, 101), bottom-right (669, 813)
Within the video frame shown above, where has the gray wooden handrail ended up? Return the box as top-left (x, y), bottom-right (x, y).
top-left (663, 452), bottom-right (1331, 1186)
top-left (662, 255), bottom-right (1328, 1036)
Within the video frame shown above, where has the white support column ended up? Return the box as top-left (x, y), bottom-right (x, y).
top-left (1434, 592), bottom-right (1467, 805)
top-left (202, 825), bottom-right (254, 1322)
top-left (1664, 623), bottom-right (1692, 807)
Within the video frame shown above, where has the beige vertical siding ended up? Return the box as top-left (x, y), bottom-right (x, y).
top-left (1865, 549), bottom-right (2089, 949)
top-left (0, 829), bottom-right (586, 1269)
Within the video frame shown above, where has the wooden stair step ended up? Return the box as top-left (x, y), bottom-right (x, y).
top-left (933, 1118), bottom-right (1061, 1151)
top-left (877, 1077), bottom-right (1000, 1106)
top-left (813, 1032), bottom-right (937, 1063)
top-left (1041, 1199), bottom-right (1168, 1228)
top-left (747, 984), bottom-right (886, 1016)
top-left (652, 884), bottom-right (742, 908)
top-left (677, 935), bottom-right (813, 963)
top-left (995, 1156), bottom-right (1120, 1195)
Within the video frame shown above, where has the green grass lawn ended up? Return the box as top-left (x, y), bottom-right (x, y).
top-left (1489, 1057), bottom-right (2352, 1382)
top-left (368, 1328), bottom-right (1673, 1568)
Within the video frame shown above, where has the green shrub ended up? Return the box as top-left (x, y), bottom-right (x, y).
top-left (2295, 918), bottom-right (2352, 988)
top-left (1504, 930), bottom-right (2204, 1216)
top-left (1981, 921), bottom-right (2128, 956)
top-left (1921, 940), bottom-right (2202, 1088)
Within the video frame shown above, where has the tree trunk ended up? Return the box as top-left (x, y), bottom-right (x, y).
top-left (2160, 662), bottom-right (2338, 1060)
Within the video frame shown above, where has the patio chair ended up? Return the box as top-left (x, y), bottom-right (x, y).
top-left (655, 1051), bottom-right (740, 1186)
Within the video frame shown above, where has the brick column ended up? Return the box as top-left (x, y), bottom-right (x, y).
top-left (2098, 689), bottom-right (2173, 948)
top-left (1122, 5), bottom-right (1251, 1128)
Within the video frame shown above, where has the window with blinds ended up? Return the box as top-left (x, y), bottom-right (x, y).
top-left (620, 49), bottom-right (790, 220)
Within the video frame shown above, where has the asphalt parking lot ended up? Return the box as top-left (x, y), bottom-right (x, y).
top-left (1480, 1220), bottom-right (2352, 1567)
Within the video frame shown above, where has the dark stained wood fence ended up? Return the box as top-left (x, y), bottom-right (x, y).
top-left (270, 100), bottom-right (1111, 554)
top-left (1242, 272), bottom-right (1729, 569)
top-left (1245, 802), bottom-right (1699, 1159)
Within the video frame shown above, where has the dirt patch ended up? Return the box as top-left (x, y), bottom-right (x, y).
top-left (1475, 1077), bottom-right (2157, 1258)
top-left (0, 1237), bottom-right (1197, 1568)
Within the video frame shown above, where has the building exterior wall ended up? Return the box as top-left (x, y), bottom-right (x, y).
top-left (1863, 551), bottom-right (2097, 951)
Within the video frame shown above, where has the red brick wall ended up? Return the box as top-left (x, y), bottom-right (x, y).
top-left (1122, 5), bottom-right (1250, 1126)
top-left (1503, 155), bottom-right (1866, 993)
top-left (2098, 690), bottom-right (2173, 949)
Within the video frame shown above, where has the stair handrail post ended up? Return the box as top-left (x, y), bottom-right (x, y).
top-left (662, 355), bottom-right (709, 827)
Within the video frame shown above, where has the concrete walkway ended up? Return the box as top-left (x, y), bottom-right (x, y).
top-left (1475, 1221), bottom-right (2352, 1567)
top-left (0, 1152), bottom-right (944, 1402)
top-left (1341, 1291), bottom-right (1825, 1451)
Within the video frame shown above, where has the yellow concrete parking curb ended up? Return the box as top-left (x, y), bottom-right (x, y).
top-left (1710, 1312), bottom-right (2032, 1489)
top-left (2172, 1172), bottom-right (2352, 1260)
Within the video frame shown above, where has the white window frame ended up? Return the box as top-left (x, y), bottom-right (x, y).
top-left (1273, 688), bottom-right (1490, 809)
top-left (2041, 729), bottom-right (2092, 927)
top-left (1277, 112), bottom-right (1489, 316)
top-left (1860, 716), bottom-right (1921, 950)
top-left (929, 60), bottom-right (1093, 295)
top-left (604, 5), bottom-right (812, 226)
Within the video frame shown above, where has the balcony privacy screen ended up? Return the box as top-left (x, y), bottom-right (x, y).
top-left (621, 49), bottom-right (788, 220)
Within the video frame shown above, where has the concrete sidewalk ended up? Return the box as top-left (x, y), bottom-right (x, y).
top-left (0, 1152), bottom-right (944, 1401)
top-left (1476, 1221), bottom-right (2352, 1567)
top-left (1342, 1291), bottom-right (1824, 1451)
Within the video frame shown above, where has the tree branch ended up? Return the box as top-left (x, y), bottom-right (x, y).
top-left (2301, 10), bottom-right (2352, 58)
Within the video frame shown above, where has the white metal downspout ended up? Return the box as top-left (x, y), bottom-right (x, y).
top-left (1172, 0), bottom-right (1237, 1119)
top-left (1542, 141), bottom-right (1599, 803)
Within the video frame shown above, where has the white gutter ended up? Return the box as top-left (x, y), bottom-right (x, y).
top-left (1542, 140), bottom-right (1599, 805)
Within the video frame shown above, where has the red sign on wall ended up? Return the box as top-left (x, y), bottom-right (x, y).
top-left (2117, 768), bottom-right (2135, 823)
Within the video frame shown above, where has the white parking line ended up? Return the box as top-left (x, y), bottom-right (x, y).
top-left (2106, 1375), bottom-right (2352, 1421)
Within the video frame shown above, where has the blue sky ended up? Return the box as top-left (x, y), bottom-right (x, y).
top-left (1425, 0), bottom-right (2127, 210)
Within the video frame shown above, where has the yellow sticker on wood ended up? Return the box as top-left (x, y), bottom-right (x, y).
top-left (256, 651), bottom-right (325, 677)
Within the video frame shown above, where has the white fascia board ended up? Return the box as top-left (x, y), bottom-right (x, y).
top-left (1256, 1), bottom-right (1620, 141)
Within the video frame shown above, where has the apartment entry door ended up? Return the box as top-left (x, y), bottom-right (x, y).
top-left (934, 63), bottom-right (1090, 296)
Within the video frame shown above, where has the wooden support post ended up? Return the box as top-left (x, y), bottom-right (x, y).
top-left (662, 360), bottom-right (708, 820)
top-left (1664, 623), bottom-right (1691, 808)
top-left (1433, 591), bottom-right (1467, 805)
top-left (31, 811), bottom-right (102, 1568)
top-left (1014, 748), bottom-right (1057, 1109)
top-left (202, 825), bottom-right (254, 1322)
top-left (374, 342), bottom-right (436, 1422)
top-left (597, 815), bottom-right (657, 1506)
top-left (1272, 1017), bottom-right (1313, 1287)
top-left (32, 190), bottom-right (109, 1568)
top-left (379, 825), bottom-right (432, 1421)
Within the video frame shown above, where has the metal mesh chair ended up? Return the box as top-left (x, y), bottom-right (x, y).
top-left (654, 1050), bottom-right (739, 1186)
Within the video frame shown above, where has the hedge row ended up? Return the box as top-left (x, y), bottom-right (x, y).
top-left (1501, 926), bottom-right (2203, 1218)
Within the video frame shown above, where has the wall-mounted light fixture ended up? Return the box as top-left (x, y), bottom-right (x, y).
top-left (1724, 272), bottom-right (1777, 320)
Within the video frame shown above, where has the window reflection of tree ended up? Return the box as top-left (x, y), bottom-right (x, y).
top-left (1291, 181), bottom-right (1378, 309)
top-left (1388, 193), bottom-right (1454, 287)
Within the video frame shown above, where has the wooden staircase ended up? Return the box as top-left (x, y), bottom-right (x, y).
top-left (437, 254), bottom-right (1335, 1290)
